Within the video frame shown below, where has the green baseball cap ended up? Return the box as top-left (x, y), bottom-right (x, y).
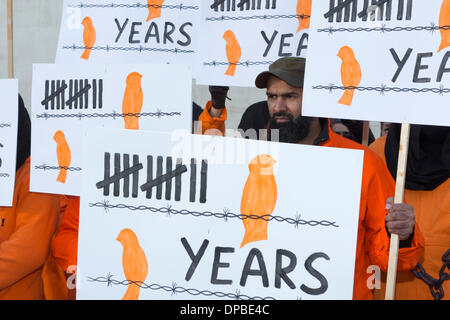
top-left (255, 57), bottom-right (306, 89)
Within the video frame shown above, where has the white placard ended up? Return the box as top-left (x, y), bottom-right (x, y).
top-left (196, 0), bottom-right (310, 87)
top-left (77, 126), bottom-right (364, 300)
top-left (30, 63), bottom-right (192, 196)
top-left (303, 0), bottom-right (450, 126)
top-left (0, 80), bottom-right (18, 207)
top-left (56, 0), bottom-right (200, 69)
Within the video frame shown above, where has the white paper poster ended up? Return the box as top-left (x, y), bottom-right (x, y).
top-left (196, 0), bottom-right (310, 87)
top-left (77, 126), bottom-right (364, 300)
top-left (56, 0), bottom-right (200, 68)
top-left (0, 80), bottom-right (18, 207)
top-left (303, 0), bottom-right (450, 126)
top-left (30, 63), bottom-right (192, 196)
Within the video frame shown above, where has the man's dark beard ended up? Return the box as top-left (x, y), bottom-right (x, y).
top-left (269, 112), bottom-right (312, 143)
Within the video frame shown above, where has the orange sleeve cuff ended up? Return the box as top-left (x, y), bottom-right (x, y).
top-left (197, 101), bottom-right (227, 136)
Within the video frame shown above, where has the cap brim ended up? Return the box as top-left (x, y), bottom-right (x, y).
top-left (255, 70), bottom-right (305, 89)
top-left (255, 71), bottom-right (276, 89)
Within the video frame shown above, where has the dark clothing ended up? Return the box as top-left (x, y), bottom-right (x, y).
top-left (385, 123), bottom-right (450, 191)
top-left (192, 102), bottom-right (203, 122)
top-left (16, 95), bottom-right (31, 172)
top-left (237, 101), bottom-right (270, 140)
top-left (340, 119), bottom-right (376, 145)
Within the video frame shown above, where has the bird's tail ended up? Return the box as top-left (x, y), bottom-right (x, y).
top-left (81, 48), bottom-right (91, 60)
top-left (57, 168), bottom-right (68, 184)
top-left (338, 88), bottom-right (356, 106)
top-left (146, 8), bottom-right (162, 22)
top-left (122, 283), bottom-right (141, 300)
top-left (297, 18), bottom-right (309, 33)
top-left (438, 37), bottom-right (450, 52)
top-left (225, 63), bottom-right (237, 76)
top-left (124, 116), bottom-right (139, 130)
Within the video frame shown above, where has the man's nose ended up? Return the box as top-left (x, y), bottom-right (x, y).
top-left (273, 97), bottom-right (287, 113)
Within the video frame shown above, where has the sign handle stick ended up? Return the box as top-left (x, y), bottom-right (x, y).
top-left (7, 0), bottom-right (14, 79)
top-left (362, 121), bottom-right (370, 146)
top-left (385, 123), bottom-right (410, 300)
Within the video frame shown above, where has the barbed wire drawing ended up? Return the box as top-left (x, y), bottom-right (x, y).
top-left (205, 14), bottom-right (309, 22)
top-left (87, 273), bottom-right (275, 300)
top-left (312, 84), bottom-right (450, 95)
top-left (318, 23), bottom-right (450, 35)
top-left (36, 110), bottom-right (182, 120)
top-left (89, 200), bottom-right (340, 229)
top-left (34, 164), bottom-right (82, 172)
top-left (67, 3), bottom-right (199, 10)
top-left (62, 45), bottom-right (194, 54)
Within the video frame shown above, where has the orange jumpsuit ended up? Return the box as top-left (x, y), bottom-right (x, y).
top-left (196, 101), bottom-right (227, 136)
top-left (370, 135), bottom-right (449, 300)
top-left (316, 123), bottom-right (424, 299)
top-left (52, 196), bottom-right (80, 274)
top-left (0, 158), bottom-right (60, 299)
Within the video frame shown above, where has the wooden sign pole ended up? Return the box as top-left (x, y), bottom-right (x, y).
top-left (385, 123), bottom-right (411, 300)
top-left (7, 0), bottom-right (14, 78)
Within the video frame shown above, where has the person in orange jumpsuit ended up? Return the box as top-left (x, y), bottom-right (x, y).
top-left (196, 86), bottom-right (229, 136)
top-left (241, 57), bottom-right (425, 299)
top-left (370, 124), bottom-right (449, 300)
top-left (0, 95), bottom-right (61, 300)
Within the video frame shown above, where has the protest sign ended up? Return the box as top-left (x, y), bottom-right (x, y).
top-left (303, 0), bottom-right (450, 126)
top-left (55, 0), bottom-right (200, 67)
top-left (30, 63), bottom-right (192, 196)
top-left (76, 126), bottom-right (364, 300)
top-left (0, 80), bottom-right (18, 207)
top-left (196, 0), bottom-right (310, 87)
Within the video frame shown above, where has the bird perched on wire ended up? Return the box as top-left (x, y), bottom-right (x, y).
top-left (296, 0), bottom-right (312, 32)
top-left (146, 0), bottom-right (165, 21)
top-left (223, 30), bottom-right (242, 77)
top-left (53, 130), bottom-right (71, 184)
top-left (337, 46), bottom-right (361, 106)
top-left (81, 17), bottom-right (96, 60)
top-left (438, 0), bottom-right (450, 52)
top-left (240, 154), bottom-right (277, 248)
top-left (117, 228), bottom-right (149, 300)
top-left (122, 72), bottom-right (144, 130)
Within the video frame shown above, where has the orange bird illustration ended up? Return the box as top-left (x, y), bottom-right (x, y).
top-left (223, 30), bottom-right (242, 76)
top-left (53, 130), bottom-right (71, 184)
top-left (81, 17), bottom-right (96, 60)
top-left (438, 0), bottom-right (450, 52)
top-left (146, 0), bottom-right (165, 21)
top-left (296, 0), bottom-right (312, 32)
top-left (337, 46), bottom-right (362, 106)
top-left (240, 154), bottom-right (277, 248)
top-left (117, 229), bottom-right (149, 300)
top-left (122, 72), bottom-right (144, 130)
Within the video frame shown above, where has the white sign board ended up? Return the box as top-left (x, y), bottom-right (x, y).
top-left (56, 0), bottom-right (200, 67)
top-left (77, 126), bottom-right (364, 300)
top-left (303, 0), bottom-right (450, 126)
top-left (196, 0), bottom-right (310, 87)
top-left (0, 80), bottom-right (18, 207)
top-left (30, 64), bottom-right (192, 196)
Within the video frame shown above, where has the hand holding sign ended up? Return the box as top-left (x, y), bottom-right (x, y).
top-left (385, 197), bottom-right (415, 241)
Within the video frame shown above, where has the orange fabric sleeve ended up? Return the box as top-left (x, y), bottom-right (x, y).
top-left (0, 160), bottom-right (60, 290)
top-left (51, 196), bottom-right (80, 273)
top-left (363, 148), bottom-right (424, 272)
top-left (368, 135), bottom-right (387, 163)
top-left (197, 100), bottom-right (227, 136)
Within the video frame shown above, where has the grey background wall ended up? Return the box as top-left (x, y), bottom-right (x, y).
top-left (0, 0), bottom-right (380, 135)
